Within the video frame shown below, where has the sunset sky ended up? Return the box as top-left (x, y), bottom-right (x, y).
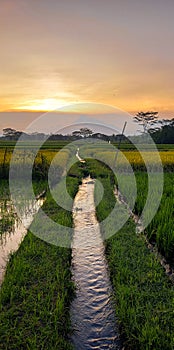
top-left (0, 0), bottom-right (174, 132)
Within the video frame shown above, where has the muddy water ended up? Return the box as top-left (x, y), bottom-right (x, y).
top-left (70, 177), bottom-right (120, 350)
top-left (0, 198), bottom-right (44, 285)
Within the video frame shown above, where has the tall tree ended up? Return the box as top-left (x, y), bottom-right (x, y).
top-left (133, 111), bottom-right (159, 133)
top-left (2, 128), bottom-right (23, 140)
top-left (72, 128), bottom-right (93, 138)
top-left (79, 128), bottom-right (93, 138)
top-left (3, 128), bottom-right (17, 137)
top-left (72, 130), bottom-right (82, 138)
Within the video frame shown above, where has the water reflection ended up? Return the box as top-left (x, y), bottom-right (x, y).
top-left (0, 197), bottom-right (44, 285)
top-left (71, 177), bottom-right (121, 349)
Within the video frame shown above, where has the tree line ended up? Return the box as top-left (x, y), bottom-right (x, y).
top-left (0, 127), bottom-right (129, 143)
top-left (1, 113), bottom-right (174, 144)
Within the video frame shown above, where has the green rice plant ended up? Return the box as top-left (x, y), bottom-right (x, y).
top-left (81, 145), bottom-right (174, 172)
top-left (0, 174), bottom-right (81, 350)
top-left (0, 203), bottom-right (15, 234)
top-left (134, 172), bottom-right (174, 261)
top-left (0, 142), bottom-right (71, 180)
top-left (0, 148), bottom-right (174, 349)
top-left (84, 159), bottom-right (174, 349)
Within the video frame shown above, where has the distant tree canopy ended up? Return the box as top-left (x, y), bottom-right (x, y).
top-left (1, 118), bottom-right (174, 144)
top-left (133, 111), bottom-right (159, 133)
top-left (72, 128), bottom-right (93, 138)
top-left (150, 118), bottom-right (174, 144)
top-left (2, 128), bottom-right (47, 141)
top-left (3, 128), bottom-right (23, 140)
top-left (3, 128), bottom-right (18, 137)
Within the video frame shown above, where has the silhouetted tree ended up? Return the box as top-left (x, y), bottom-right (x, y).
top-left (72, 130), bottom-right (82, 138)
top-left (72, 128), bottom-right (93, 138)
top-left (2, 128), bottom-right (24, 140)
top-left (3, 128), bottom-right (17, 138)
top-left (133, 111), bottom-right (159, 133)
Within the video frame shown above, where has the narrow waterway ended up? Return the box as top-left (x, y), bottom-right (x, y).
top-left (0, 197), bottom-right (44, 285)
top-left (70, 177), bottom-right (120, 350)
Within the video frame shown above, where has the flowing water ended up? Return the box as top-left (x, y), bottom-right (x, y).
top-left (70, 177), bottom-right (121, 349)
top-left (0, 197), bottom-right (44, 285)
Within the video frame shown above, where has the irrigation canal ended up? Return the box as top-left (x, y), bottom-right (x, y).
top-left (70, 176), bottom-right (120, 349)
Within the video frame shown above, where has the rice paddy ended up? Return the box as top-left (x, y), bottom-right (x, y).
top-left (87, 159), bottom-right (174, 350)
top-left (0, 175), bottom-right (80, 350)
top-left (0, 141), bottom-right (174, 349)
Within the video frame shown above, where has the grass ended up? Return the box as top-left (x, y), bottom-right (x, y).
top-left (0, 174), bottom-right (81, 350)
top-left (83, 159), bottom-right (174, 350)
top-left (106, 222), bottom-right (174, 350)
top-left (82, 147), bottom-right (174, 262)
top-left (135, 172), bottom-right (174, 261)
top-left (0, 206), bottom-right (15, 234)
top-left (0, 143), bottom-right (174, 349)
top-left (0, 141), bottom-right (174, 180)
top-left (0, 144), bottom-right (72, 180)
top-left (117, 171), bottom-right (174, 262)
top-left (0, 180), bottom-right (10, 198)
top-left (0, 180), bottom-right (13, 233)
top-left (0, 234), bottom-right (74, 350)
top-left (0, 140), bottom-right (70, 150)
top-left (0, 180), bottom-right (48, 235)
top-left (79, 142), bottom-right (174, 171)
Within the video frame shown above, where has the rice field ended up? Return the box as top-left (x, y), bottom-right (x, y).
top-left (79, 145), bottom-right (174, 262)
top-left (81, 146), bottom-right (174, 171)
top-left (0, 146), bottom-right (72, 179)
top-left (0, 141), bottom-right (174, 349)
top-left (88, 159), bottom-right (174, 350)
top-left (0, 143), bottom-right (173, 260)
top-left (134, 172), bottom-right (174, 261)
top-left (0, 174), bottom-right (80, 350)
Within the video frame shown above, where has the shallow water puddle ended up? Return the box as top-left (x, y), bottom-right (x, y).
top-left (0, 197), bottom-right (44, 285)
top-left (71, 177), bottom-right (120, 349)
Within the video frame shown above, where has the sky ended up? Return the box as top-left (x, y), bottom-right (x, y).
top-left (0, 0), bottom-right (174, 132)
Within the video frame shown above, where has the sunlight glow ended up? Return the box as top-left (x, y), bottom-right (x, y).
top-left (15, 98), bottom-right (71, 112)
